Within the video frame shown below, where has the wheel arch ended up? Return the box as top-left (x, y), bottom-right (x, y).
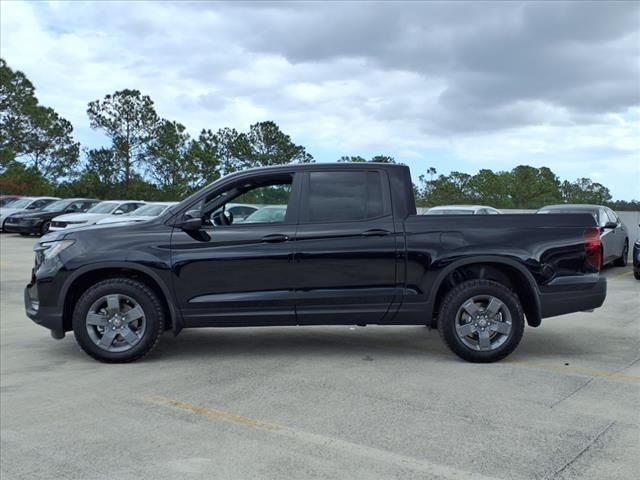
top-left (428, 256), bottom-right (542, 327)
top-left (61, 262), bottom-right (182, 334)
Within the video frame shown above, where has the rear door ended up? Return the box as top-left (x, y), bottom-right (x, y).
top-left (293, 169), bottom-right (399, 325)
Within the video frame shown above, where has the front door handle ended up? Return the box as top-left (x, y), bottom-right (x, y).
top-left (361, 229), bottom-right (391, 237)
top-left (261, 234), bottom-right (289, 243)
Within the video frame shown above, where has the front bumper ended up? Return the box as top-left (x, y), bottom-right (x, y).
top-left (4, 222), bottom-right (40, 234)
top-left (25, 283), bottom-right (66, 338)
top-left (539, 275), bottom-right (607, 319)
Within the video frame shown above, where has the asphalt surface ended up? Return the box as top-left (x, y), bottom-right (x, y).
top-left (1, 233), bottom-right (638, 480)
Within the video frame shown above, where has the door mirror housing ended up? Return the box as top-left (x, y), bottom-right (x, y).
top-left (602, 221), bottom-right (617, 230)
top-left (177, 215), bottom-right (203, 231)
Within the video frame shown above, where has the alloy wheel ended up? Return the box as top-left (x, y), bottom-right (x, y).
top-left (85, 294), bottom-right (146, 352)
top-left (454, 295), bottom-right (512, 351)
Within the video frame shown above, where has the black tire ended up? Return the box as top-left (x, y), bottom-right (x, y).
top-left (438, 279), bottom-right (524, 363)
top-left (613, 240), bottom-right (628, 267)
top-left (40, 221), bottom-right (51, 236)
top-left (72, 278), bottom-right (165, 363)
top-left (634, 271), bottom-right (640, 280)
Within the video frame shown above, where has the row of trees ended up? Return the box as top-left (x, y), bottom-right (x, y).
top-left (1, 58), bottom-right (637, 210)
top-left (1, 59), bottom-right (312, 201)
top-left (413, 166), bottom-right (638, 209)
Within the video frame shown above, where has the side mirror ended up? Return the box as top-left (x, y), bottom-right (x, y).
top-left (177, 215), bottom-right (203, 231)
top-left (602, 221), bottom-right (617, 230)
top-left (66, 206), bottom-right (79, 213)
top-left (113, 209), bottom-right (125, 215)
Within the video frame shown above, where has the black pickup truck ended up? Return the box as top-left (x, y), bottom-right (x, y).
top-left (25, 163), bottom-right (606, 363)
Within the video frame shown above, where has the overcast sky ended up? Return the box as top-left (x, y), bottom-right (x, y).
top-left (2, 1), bottom-right (639, 199)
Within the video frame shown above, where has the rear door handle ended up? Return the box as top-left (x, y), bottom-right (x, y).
top-left (261, 234), bottom-right (289, 243)
top-left (361, 229), bottom-right (391, 237)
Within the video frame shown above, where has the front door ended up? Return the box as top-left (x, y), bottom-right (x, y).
top-left (293, 169), bottom-right (399, 325)
top-left (170, 173), bottom-right (300, 327)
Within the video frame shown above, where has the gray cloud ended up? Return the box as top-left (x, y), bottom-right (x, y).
top-left (199, 1), bottom-right (640, 132)
top-left (28, 1), bottom-right (638, 135)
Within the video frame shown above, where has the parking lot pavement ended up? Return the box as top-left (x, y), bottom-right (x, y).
top-left (1, 234), bottom-right (638, 480)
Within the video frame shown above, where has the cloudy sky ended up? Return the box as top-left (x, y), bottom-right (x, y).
top-left (2, 1), bottom-right (639, 199)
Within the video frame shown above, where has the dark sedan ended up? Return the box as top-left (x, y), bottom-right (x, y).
top-left (537, 204), bottom-right (629, 268)
top-left (4, 198), bottom-right (99, 236)
top-left (634, 239), bottom-right (640, 280)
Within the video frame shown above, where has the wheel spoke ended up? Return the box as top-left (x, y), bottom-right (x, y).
top-left (462, 300), bottom-right (481, 317)
top-left (105, 295), bottom-right (121, 314)
top-left (485, 297), bottom-right (504, 318)
top-left (99, 329), bottom-right (117, 348)
top-left (120, 327), bottom-right (139, 345)
top-left (123, 305), bottom-right (144, 323)
top-left (477, 330), bottom-right (491, 349)
top-left (456, 322), bottom-right (477, 337)
top-left (86, 312), bottom-right (109, 327)
top-left (489, 321), bottom-right (511, 335)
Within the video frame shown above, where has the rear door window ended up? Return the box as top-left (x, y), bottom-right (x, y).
top-left (305, 171), bottom-right (385, 223)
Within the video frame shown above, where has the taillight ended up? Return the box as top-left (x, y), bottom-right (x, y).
top-left (583, 227), bottom-right (601, 272)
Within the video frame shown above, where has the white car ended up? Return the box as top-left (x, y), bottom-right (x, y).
top-left (425, 205), bottom-right (502, 215)
top-left (0, 197), bottom-right (59, 231)
top-left (49, 200), bottom-right (146, 231)
top-left (96, 202), bottom-right (178, 225)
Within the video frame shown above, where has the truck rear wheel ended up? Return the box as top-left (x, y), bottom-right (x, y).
top-left (438, 279), bottom-right (524, 363)
top-left (72, 278), bottom-right (165, 363)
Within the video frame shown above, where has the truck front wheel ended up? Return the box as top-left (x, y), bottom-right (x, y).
top-left (438, 279), bottom-right (524, 363)
top-left (72, 278), bottom-right (165, 363)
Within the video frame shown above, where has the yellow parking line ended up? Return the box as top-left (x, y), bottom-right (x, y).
top-left (508, 361), bottom-right (640, 382)
top-left (144, 395), bottom-right (500, 480)
top-left (145, 395), bottom-right (280, 432)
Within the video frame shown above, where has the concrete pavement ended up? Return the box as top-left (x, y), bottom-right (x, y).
top-left (1, 233), bottom-right (638, 479)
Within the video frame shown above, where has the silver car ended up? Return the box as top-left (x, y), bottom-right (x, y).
top-left (537, 204), bottom-right (629, 267)
top-left (425, 205), bottom-right (502, 215)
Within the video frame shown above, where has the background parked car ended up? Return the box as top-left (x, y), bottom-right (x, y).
top-left (3, 198), bottom-right (99, 236)
top-left (634, 237), bottom-right (640, 280)
top-left (537, 204), bottom-right (629, 267)
top-left (0, 197), bottom-right (60, 231)
top-left (241, 205), bottom-right (287, 223)
top-left (0, 195), bottom-right (22, 207)
top-left (226, 203), bottom-right (259, 222)
top-left (425, 205), bottom-right (502, 215)
top-left (96, 202), bottom-right (178, 225)
top-left (49, 200), bottom-right (146, 231)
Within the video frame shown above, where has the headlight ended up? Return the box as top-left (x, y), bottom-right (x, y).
top-left (34, 239), bottom-right (76, 260)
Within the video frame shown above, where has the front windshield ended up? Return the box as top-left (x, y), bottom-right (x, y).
top-left (87, 202), bottom-right (118, 214)
top-left (42, 199), bottom-right (72, 212)
top-left (6, 198), bottom-right (32, 209)
top-left (129, 204), bottom-right (169, 216)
